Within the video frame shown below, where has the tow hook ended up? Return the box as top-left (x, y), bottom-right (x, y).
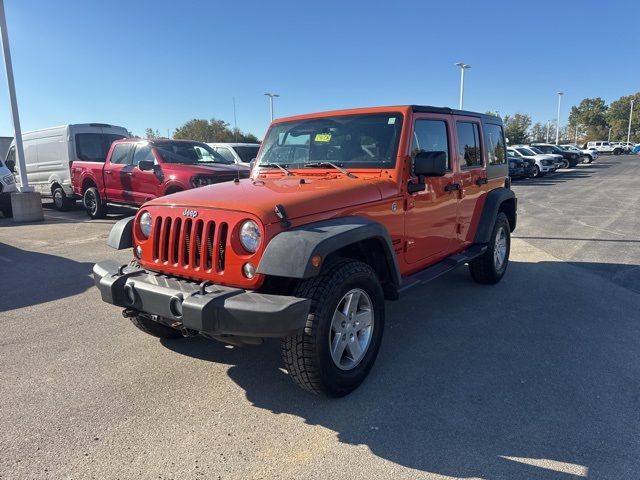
top-left (122, 308), bottom-right (139, 318)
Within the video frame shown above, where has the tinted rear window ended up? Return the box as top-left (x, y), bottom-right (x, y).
top-left (76, 133), bottom-right (127, 162)
top-left (233, 146), bottom-right (260, 163)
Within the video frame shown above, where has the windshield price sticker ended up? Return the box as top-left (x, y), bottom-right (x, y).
top-left (314, 133), bottom-right (332, 143)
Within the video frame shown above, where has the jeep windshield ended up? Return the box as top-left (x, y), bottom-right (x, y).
top-left (154, 141), bottom-right (234, 165)
top-left (257, 113), bottom-right (403, 169)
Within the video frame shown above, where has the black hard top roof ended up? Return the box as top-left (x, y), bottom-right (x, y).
top-left (410, 105), bottom-right (502, 123)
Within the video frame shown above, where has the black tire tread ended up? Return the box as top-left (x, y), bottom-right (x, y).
top-left (281, 259), bottom-right (378, 396)
top-left (469, 212), bottom-right (510, 285)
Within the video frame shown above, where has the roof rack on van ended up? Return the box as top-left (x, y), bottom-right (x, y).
top-left (88, 123), bottom-right (113, 128)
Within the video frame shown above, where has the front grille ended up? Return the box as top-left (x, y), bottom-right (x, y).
top-left (152, 215), bottom-right (228, 272)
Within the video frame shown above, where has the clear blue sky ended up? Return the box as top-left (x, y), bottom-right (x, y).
top-left (1, 0), bottom-right (638, 139)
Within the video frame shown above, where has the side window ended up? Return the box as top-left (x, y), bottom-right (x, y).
top-left (456, 122), bottom-right (482, 168)
top-left (484, 124), bottom-right (506, 165)
top-left (215, 147), bottom-right (236, 163)
top-left (412, 120), bottom-right (450, 170)
top-left (5, 146), bottom-right (16, 171)
top-left (132, 145), bottom-right (154, 166)
top-left (111, 143), bottom-right (133, 164)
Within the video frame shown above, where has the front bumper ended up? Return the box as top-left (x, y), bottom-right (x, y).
top-left (93, 260), bottom-right (311, 337)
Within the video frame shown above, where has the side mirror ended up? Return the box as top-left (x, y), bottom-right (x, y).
top-left (249, 159), bottom-right (256, 169)
top-left (408, 151), bottom-right (447, 194)
top-left (138, 160), bottom-right (155, 171)
top-left (414, 151), bottom-right (447, 177)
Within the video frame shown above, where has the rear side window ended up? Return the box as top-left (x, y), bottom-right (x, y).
top-left (412, 120), bottom-right (450, 169)
top-left (456, 122), bottom-right (482, 168)
top-left (111, 143), bottom-right (133, 164)
top-left (215, 147), bottom-right (236, 163)
top-left (484, 124), bottom-right (506, 165)
top-left (76, 133), bottom-right (126, 162)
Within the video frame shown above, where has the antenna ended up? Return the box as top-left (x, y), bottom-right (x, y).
top-left (233, 96), bottom-right (238, 142)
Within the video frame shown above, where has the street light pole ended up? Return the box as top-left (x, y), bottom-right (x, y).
top-left (608, 127), bottom-right (611, 143)
top-left (627, 99), bottom-right (634, 145)
top-left (454, 62), bottom-right (471, 110)
top-left (264, 92), bottom-right (280, 123)
top-left (575, 125), bottom-right (579, 144)
top-left (0, 0), bottom-right (29, 192)
top-left (546, 120), bottom-right (552, 143)
top-left (555, 92), bottom-right (564, 145)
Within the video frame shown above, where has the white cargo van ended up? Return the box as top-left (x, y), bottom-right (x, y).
top-left (4, 123), bottom-right (128, 210)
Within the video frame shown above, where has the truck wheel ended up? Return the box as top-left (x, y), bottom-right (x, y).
top-left (533, 165), bottom-right (545, 178)
top-left (83, 187), bottom-right (107, 219)
top-left (469, 212), bottom-right (510, 285)
top-left (52, 187), bottom-right (75, 211)
top-left (130, 314), bottom-right (182, 339)
top-left (561, 159), bottom-right (570, 169)
top-left (613, 148), bottom-right (621, 155)
top-left (282, 259), bottom-right (385, 397)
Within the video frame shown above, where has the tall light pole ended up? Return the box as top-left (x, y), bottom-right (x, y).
top-left (1, 0), bottom-right (28, 192)
top-left (546, 121), bottom-right (551, 143)
top-left (627, 99), bottom-right (634, 145)
top-left (555, 92), bottom-right (564, 145)
top-left (0, 0), bottom-right (43, 221)
top-left (455, 62), bottom-right (471, 110)
top-left (608, 127), bottom-right (612, 143)
top-left (264, 92), bottom-right (280, 123)
top-left (575, 125), bottom-right (579, 144)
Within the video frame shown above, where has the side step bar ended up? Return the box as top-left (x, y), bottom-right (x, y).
top-left (397, 244), bottom-right (487, 295)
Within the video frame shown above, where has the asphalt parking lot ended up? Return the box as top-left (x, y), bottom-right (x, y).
top-left (1, 156), bottom-right (639, 480)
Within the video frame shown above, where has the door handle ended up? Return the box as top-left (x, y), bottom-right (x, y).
top-left (105, 170), bottom-right (112, 175)
top-left (475, 177), bottom-right (488, 186)
top-left (444, 183), bottom-right (460, 192)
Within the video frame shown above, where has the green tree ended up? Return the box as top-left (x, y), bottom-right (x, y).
top-left (529, 122), bottom-right (547, 142)
top-left (567, 97), bottom-right (608, 142)
top-left (144, 128), bottom-right (161, 139)
top-left (503, 113), bottom-right (532, 144)
top-left (173, 118), bottom-right (259, 143)
top-left (605, 92), bottom-right (640, 142)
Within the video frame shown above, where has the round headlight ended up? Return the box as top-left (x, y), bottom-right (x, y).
top-left (139, 211), bottom-right (152, 238)
top-left (239, 220), bottom-right (261, 253)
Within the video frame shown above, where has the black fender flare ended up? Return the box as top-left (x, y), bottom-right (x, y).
top-left (473, 188), bottom-right (517, 244)
top-left (257, 216), bottom-right (401, 287)
top-left (107, 216), bottom-right (134, 249)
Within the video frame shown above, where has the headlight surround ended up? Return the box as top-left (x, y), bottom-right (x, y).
top-left (191, 176), bottom-right (215, 188)
top-left (239, 220), bottom-right (261, 253)
top-left (139, 211), bottom-right (153, 239)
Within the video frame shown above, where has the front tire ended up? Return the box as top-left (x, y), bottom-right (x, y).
top-left (83, 186), bottom-right (107, 219)
top-left (469, 212), bottom-right (511, 285)
top-left (282, 259), bottom-right (385, 397)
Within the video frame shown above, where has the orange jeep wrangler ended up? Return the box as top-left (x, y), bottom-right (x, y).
top-left (94, 106), bottom-right (516, 396)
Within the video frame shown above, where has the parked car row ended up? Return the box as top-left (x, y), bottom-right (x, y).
top-left (506, 142), bottom-right (602, 179)
top-left (1, 123), bottom-right (257, 217)
top-left (584, 141), bottom-right (639, 155)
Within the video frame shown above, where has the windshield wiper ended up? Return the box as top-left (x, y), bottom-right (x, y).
top-left (258, 163), bottom-right (294, 176)
top-left (303, 162), bottom-right (356, 178)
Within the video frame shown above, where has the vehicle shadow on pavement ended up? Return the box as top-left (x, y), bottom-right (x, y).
top-left (0, 243), bottom-right (94, 312)
top-left (162, 259), bottom-right (640, 479)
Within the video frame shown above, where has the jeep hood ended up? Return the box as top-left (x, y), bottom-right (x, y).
top-left (146, 175), bottom-right (389, 224)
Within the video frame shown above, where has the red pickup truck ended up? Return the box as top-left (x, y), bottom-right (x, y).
top-left (72, 138), bottom-right (250, 218)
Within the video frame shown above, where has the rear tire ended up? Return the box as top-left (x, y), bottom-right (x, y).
top-left (469, 212), bottom-right (511, 285)
top-left (130, 314), bottom-right (183, 339)
top-left (282, 259), bottom-right (385, 397)
top-left (52, 186), bottom-right (75, 211)
top-left (83, 186), bottom-right (107, 219)
top-left (1, 206), bottom-right (12, 218)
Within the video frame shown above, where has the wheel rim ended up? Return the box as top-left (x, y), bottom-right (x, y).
top-left (54, 190), bottom-right (63, 208)
top-left (85, 191), bottom-right (96, 214)
top-left (329, 288), bottom-right (374, 371)
top-left (493, 226), bottom-right (507, 271)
